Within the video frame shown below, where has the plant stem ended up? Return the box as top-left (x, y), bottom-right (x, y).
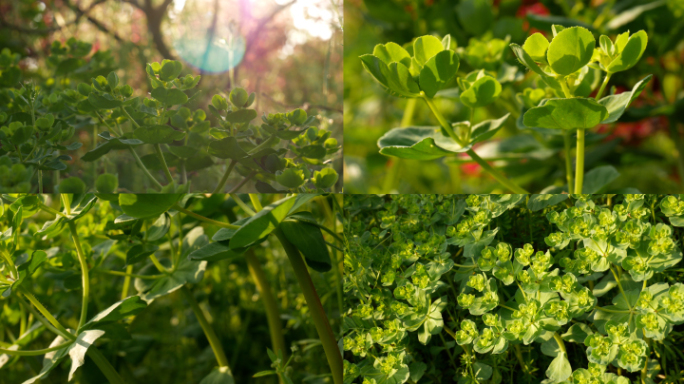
top-left (67, 220), bottom-right (90, 331)
top-left (181, 287), bottom-right (230, 368)
top-left (248, 194), bottom-right (263, 211)
top-left (172, 204), bottom-right (240, 229)
top-left (87, 347), bottom-right (128, 384)
top-left (213, 160), bottom-right (236, 194)
top-left (248, 135), bottom-right (278, 155)
top-left (422, 94), bottom-right (528, 193)
top-left (228, 171), bottom-right (256, 193)
top-left (154, 144), bottom-right (174, 184)
top-left (274, 228), bottom-right (343, 384)
top-left (229, 193), bottom-right (255, 216)
top-left (594, 306), bottom-right (629, 313)
top-left (38, 171), bottom-right (43, 194)
top-left (0, 342), bottom-right (74, 356)
top-left (610, 265), bottom-right (632, 310)
top-left (574, 128), bottom-right (585, 194)
top-left (595, 73), bottom-right (612, 101)
top-left (94, 268), bottom-right (164, 280)
top-left (18, 291), bottom-right (75, 341)
top-left (553, 332), bottom-right (566, 353)
top-left (563, 132), bottom-right (574, 192)
top-left (121, 265), bottom-right (133, 300)
top-left (245, 251), bottom-right (287, 360)
top-left (466, 149), bottom-right (529, 193)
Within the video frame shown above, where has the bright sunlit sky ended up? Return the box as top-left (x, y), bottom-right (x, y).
top-left (172, 0), bottom-right (340, 57)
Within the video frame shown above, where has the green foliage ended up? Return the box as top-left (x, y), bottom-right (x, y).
top-left (343, 194), bottom-right (684, 384)
top-left (0, 193), bottom-right (342, 383)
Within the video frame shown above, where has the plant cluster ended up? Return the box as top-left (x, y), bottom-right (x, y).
top-left (343, 194), bottom-right (684, 384)
top-left (362, 26), bottom-right (650, 194)
top-left (0, 193), bottom-right (343, 384)
top-left (0, 38), bottom-right (340, 194)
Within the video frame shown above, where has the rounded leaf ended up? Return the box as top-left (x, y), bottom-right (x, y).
top-left (95, 173), bottom-right (118, 193)
top-left (523, 98), bottom-right (608, 130)
top-left (58, 177), bottom-right (86, 194)
top-left (606, 30), bottom-right (648, 73)
top-left (522, 33), bottom-right (550, 63)
top-left (419, 50), bottom-right (460, 98)
top-left (460, 75), bottom-right (502, 108)
top-left (119, 194), bottom-right (181, 219)
top-left (547, 27), bottom-right (595, 75)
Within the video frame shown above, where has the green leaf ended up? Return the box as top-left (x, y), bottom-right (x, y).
top-left (460, 75), bottom-right (502, 108)
top-left (81, 134), bottom-right (143, 162)
top-left (119, 194), bottom-right (180, 219)
top-left (377, 127), bottom-right (468, 160)
top-left (58, 177), bottom-right (86, 194)
top-left (107, 71), bottom-right (119, 88)
top-left (280, 213), bottom-right (332, 272)
top-left (276, 168), bottom-right (306, 188)
top-left (225, 109), bottom-right (257, 124)
top-left (510, 43), bottom-right (564, 94)
top-left (546, 351), bottom-right (572, 382)
top-left (88, 93), bottom-right (123, 109)
top-left (419, 50), bottom-right (459, 98)
top-left (135, 227), bottom-right (208, 303)
top-left (606, 31), bottom-right (647, 73)
top-left (312, 168), bottom-right (338, 189)
top-left (373, 42), bottom-right (411, 68)
top-left (208, 137), bottom-right (249, 160)
top-left (81, 296), bottom-right (147, 331)
top-left (523, 98), bottom-right (608, 130)
top-left (547, 27), bottom-right (596, 76)
top-left (95, 173), bottom-right (118, 193)
top-left (188, 242), bottom-right (246, 262)
top-left (200, 366), bottom-right (235, 384)
top-left (527, 194), bottom-right (568, 211)
top-left (134, 125), bottom-right (185, 144)
top-left (159, 60), bottom-right (183, 82)
top-left (151, 87), bottom-right (188, 106)
top-left (412, 35), bottom-right (444, 67)
top-left (582, 165), bottom-right (619, 193)
top-left (599, 74), bottom-right (652, 123)
top-left (229, 196), bottom-right (296, 249)
top-left (126, 243), bottom-right (159, 266)
top-left (522, 33), bottom-right (549, 63)
top-left (470, 114), bottom-right (510, 144)
top-left (360, 55), bottom-right (420, 98)
top-left (472, 362), bottom-right (492, 381)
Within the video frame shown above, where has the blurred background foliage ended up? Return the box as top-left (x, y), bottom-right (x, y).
top-left (343, 0), bottom-right (684, 194)
top-left (0, 0), bottom-right (342, 192)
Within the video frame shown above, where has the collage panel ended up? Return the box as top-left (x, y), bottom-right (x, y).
top-left (342, 194), bottom-right (684, 384)
top-left (0, 0), bottom-right (342, 194)
top-left (343, 0), bottom-right (684, 194)
top-left (0, 193), bottom-right (343, 384)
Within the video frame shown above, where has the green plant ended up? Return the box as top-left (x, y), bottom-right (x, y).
top-left (0, 39), bottom-right (341, 194)
top-left (0, 193), bottom-right (342, 383)
top-left (360, 28), bottom-right (651, 194)
top-left (343, 194), bottom-right (684, 384)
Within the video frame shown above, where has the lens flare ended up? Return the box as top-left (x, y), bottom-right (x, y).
top-left (173, 34), bottom-right (245, 73)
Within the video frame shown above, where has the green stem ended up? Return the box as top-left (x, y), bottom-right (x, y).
top-left (553, 332), bottom-right (566, 353)
top-left (245, 251), bottom-right (287, 360)
top-left (154, 144), bottom-right (174, 184)
top-left (94, 268), bottom-right (164, 280)
top-left (67, 220), bottom-right (90, 331)
top-left (274, 228), bottom-right (343, 384)
top-left (610, 266), bottom-right (632, 310)
top-left (422, 94), bottom-right (528, 193)
top-left (213, 160), bottom-right (236, 194)
top-left (38, 170), bottom-right (43, 194)
top-left (181, 287), bottom-right (231, 368)
top-left (0, 342), bottom-right (74, 356)
top-left (98, 113), bottom-right (163, 190)
top-left (172, 204), bottom-right (240, 229)
top-left (595, 73), bottom-right (612, 101)
top-left (575, 128), bottom-right (585, 194)
top-left (594, 306), bottom-right (629, 314)
top-left (229, 193), bottom-right (255, 216)
top-left (19, 291), bottom-right (75, 341)
top-left (87, 347), bottom-right (128, 384)
top-left (228, 171), bottom-right (256, 193)
top-left (563, 132), bottom-right (574, 192)
top-left (466, 149), bottom-right (529, 193)
top-left (121, 265), bottom-right (133, 301)
top-left (119, 107), bottom-right (140, 129)
top-left (248, 194), bottom-right (263, 211)
top-left (248, 135), bottom-right (278, 155)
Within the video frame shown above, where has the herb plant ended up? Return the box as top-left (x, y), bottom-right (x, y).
top-left (361, 27), bottom-right (651, 194)
top-left (0, 39), bottom-right (341, 194)
top-left (0, 193), bottom-right (343, 383)
top-left (343, 194), bottom-right (684, 384)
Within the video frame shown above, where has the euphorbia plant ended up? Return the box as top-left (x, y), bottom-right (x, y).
top-left (361, 35), bottom-right (527, 193)
top-left (343, 194), bottom-right (684, 384)
top-left (512, 26), bottom-right (650, 193)
top-left (0, 193), bottom-right (343, 384)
